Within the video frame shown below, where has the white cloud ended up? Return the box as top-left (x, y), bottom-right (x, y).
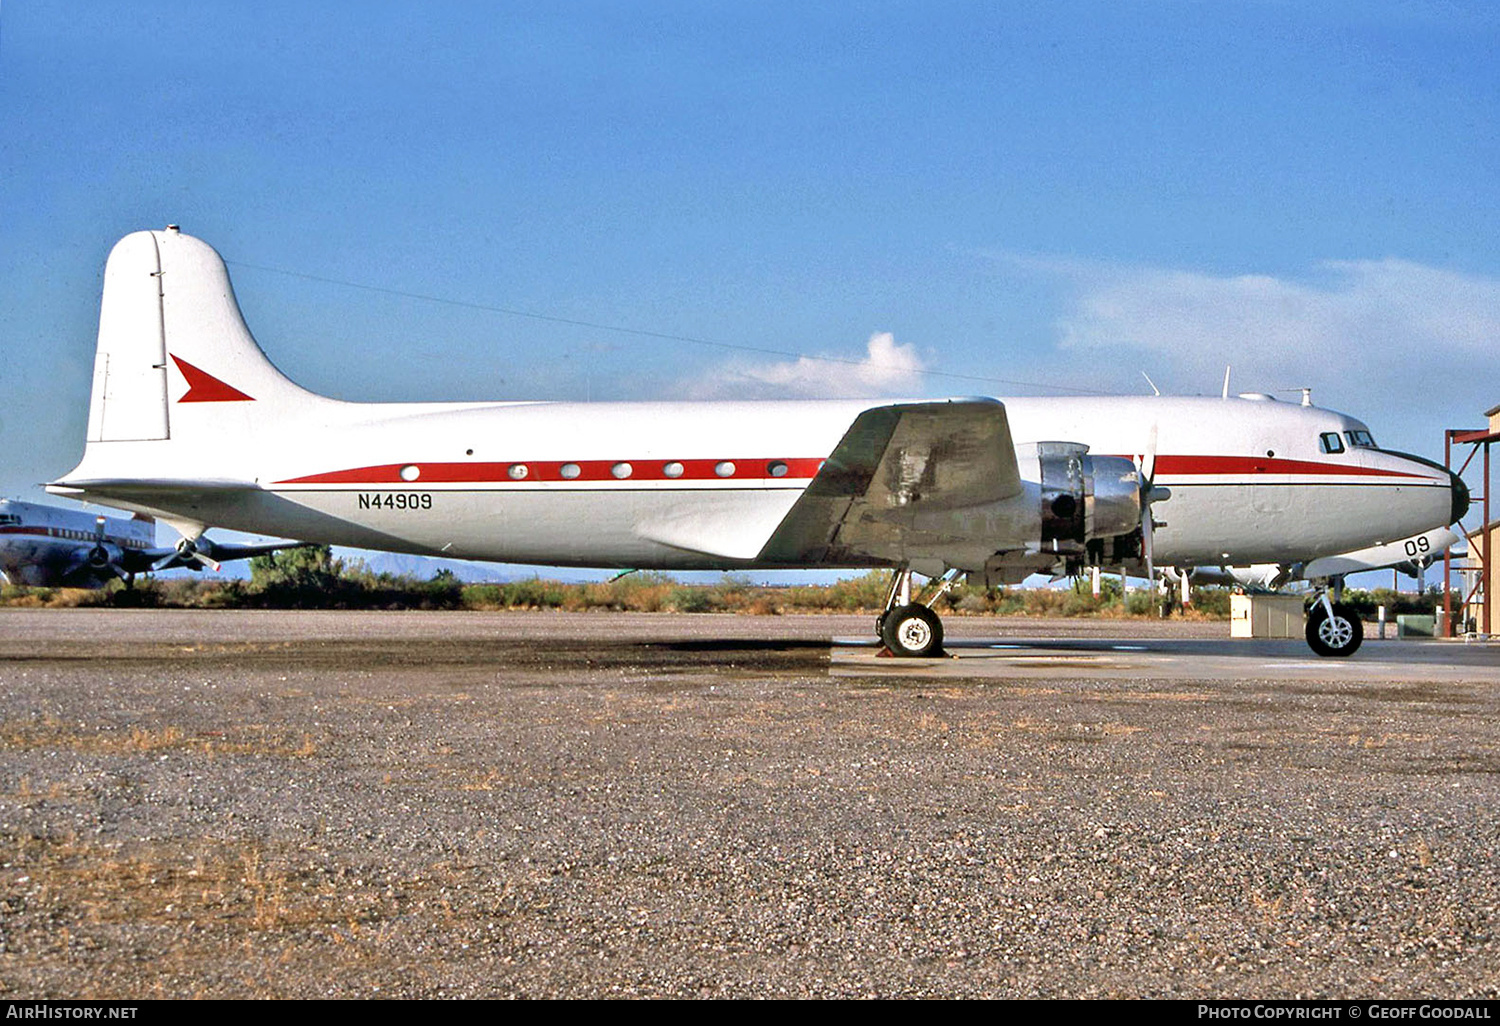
top-left (965, 248), bottom-right (1500, 449)
top-left (1053, 258), bottom-right (1500, 394)
top-left (685, 331), bottom-right (926, 399)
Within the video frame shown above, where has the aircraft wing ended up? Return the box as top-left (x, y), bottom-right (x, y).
top-left (117, 537), bottom-right (311, 575)
top-left (1188, 526), bottom-right (1464, 591)
top-left (200, 539), bottom-right (313, 564)
top-left (1300, 526), bottom-right (1461, 581)
top-left (759, 398), bottom-right (1022, 565)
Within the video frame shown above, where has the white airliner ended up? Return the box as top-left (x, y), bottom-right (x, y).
top-left (47, 227), bottom-right (1468, 656)
top-left (0, 497), bottom-right (305, 588)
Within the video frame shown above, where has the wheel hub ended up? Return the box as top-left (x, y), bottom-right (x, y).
top-left (897, 617), bottom-right (932, 650)
top-left (1318, 615), bottom-right (1354, 648)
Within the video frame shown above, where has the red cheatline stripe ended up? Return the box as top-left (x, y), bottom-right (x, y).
top-left (275, 457), bottom-right (827, 486)
top-left (276, 453), bottom-right (1435, 487)
top-left (1149, 455), bottom-right (1430, 479)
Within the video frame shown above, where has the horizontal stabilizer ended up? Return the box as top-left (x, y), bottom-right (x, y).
top-left (46, 478), bottom-right (259, 521)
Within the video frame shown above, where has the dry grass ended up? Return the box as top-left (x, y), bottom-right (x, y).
top-left (0, 573), bottom-right (1236, 618)
top-left (0, 586), bottom-right (103, 608)
top-left (0, 717), bottom-right (322, 758)
top-left (0, 828), bottom-right (442, 997)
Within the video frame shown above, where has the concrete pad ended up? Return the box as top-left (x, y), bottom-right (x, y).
top-left (833, 634), bottom-right (1500, 683)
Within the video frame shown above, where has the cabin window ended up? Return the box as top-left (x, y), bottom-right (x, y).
top-left (1319, 432), bottom-right (1345, 454)
top-left (1344, 430), bottom-right (1376, 449)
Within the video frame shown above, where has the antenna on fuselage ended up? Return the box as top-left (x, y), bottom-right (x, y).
top-left (1221, 365), bottom-right (1231, 399)
top-left (1280, 387), bottom-right (1313, 407)
top-left (1141, 371), bottom-right (1161, 396)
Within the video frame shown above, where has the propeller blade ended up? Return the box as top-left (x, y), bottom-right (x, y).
top-left (153, 537), bottom-right (196, 572)
top-left (1135, 422), bottom-right (1161, 586)
top-left (151, 536), bottom-right (223, 573)
top-left (1143, 514), bottom-right (1155, 586)
top-left (87, 517), bottom-right (116, 571)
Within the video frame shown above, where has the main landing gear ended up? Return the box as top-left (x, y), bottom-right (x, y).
top-left (876, 569), bottom-right (959, 658)
top-left (1305, 585), bottom-right (1363, 658)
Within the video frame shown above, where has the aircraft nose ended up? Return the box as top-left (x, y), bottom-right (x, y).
top-left (1382, 448), bottom-right (1473, 528)
top-left (1451, 470), bottom-right (1471, 525)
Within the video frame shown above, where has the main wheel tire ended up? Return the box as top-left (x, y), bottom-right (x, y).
top-left (880, 603), bottom-right (944, 657)
top-left (1306, 602), bottom-right (1363, 658)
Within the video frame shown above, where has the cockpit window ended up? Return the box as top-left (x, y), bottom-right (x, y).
top-left (0, 515), bottom-right (18, 526)
top-left (1319, 432), bottom-right (1345, 454)
top-left (1344, 430), bottom-right (1376, 448)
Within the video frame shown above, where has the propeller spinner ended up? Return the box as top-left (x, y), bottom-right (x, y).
top-left (152, 537), bottom-right (222, 573)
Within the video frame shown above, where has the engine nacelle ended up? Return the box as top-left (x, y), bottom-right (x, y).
top-left (86, 543), bottom-right (120, 569)
top-left (1025, 442), bottom-right (1143, 549)
top-left (842, 440), bottom-right (1150, 578)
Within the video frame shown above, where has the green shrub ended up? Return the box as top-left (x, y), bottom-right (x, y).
top-left (667, 586), bottom-right (721, 613)
top-left (1188, 586), bottom-right (1232, 617)
top-left (0, 558), bottom-right (1235, 618)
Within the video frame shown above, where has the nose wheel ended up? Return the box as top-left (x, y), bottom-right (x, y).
top-left (1306, 594), bottom-right (1363, 657)
top-left (875, 568), bottom-right (955, 657)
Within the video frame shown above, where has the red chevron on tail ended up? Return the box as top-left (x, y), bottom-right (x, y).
top-left (170, 354), bottom-right (254, 403)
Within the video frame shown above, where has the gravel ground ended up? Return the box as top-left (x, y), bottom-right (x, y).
top-left (0, 609), bottom-right (1496, 998)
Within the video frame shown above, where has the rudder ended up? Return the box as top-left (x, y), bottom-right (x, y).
top-left (86, 231), bottom-right (169, 442)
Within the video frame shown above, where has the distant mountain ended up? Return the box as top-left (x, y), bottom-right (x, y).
top-left (150, 540), bottom-right (860, 587)
top-left (335, 550), bottom-right (517, 583)
top-left (331, 552), bottom-right (858, 586)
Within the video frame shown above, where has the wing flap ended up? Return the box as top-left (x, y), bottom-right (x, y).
top-left (635, 491), bottom-right (805, 561)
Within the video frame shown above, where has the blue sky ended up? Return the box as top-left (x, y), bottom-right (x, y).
top-left (1, 1), bottom-right (1497, 578)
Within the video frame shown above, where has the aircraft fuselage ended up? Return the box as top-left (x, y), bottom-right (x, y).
top-left (58, 393), bottom-right (1461, 574)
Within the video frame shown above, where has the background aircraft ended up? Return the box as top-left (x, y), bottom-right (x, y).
top-left (1173, 526), bottom-right (1461, 594)
top-left (0, 497), bottom-right (306, 588)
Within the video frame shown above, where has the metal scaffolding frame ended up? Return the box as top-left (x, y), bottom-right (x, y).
top-left (1444, 426), bottom-right (1494, 638)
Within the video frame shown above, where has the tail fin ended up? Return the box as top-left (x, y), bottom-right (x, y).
top-left (85, 226), bottom-right (320, 443)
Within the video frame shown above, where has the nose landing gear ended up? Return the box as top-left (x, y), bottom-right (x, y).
top-left (1306, 587), bottom-right (1363, 657)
